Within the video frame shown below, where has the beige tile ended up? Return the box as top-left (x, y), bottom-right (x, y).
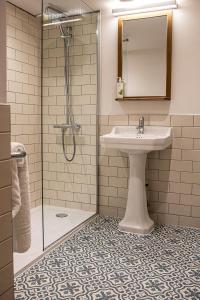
top-left (159, 192), bottom-right (180, 204)
top-left (193, 139), bottom-right (200, 149)
top-left (170, 160), bottom-right (192, 172)
top-left (0, 105), bottom-right (10, 132)
top-left (147, 170), bottom-right (159, 181)
top-left (0, 263), bottom-right (13, 295)
top-left (147, 191), bottom-right (159, 202)
top-left (0, 288), bottom-right (14, 300)
top-left (192, 184), bottom-right (200, 195)
top-left (172, 127), bottom-right (182, 138)
top-left (99, 116), bottom-right (108, 126)
top-left (129, 115), bottom-right (150, 126)
top-left (109, 177), bottom-right (128, 188)
top-left (99, 196), bottom-right (108, 206)
top-left (109, 156), bottom-right (128, 168)
top-left (180, 194), bottom-right (200, 206)
top-left (118, 187), bottom-right (128, 198)
top-left (0, 238), bottom-right (13, 269)
top-left (149, 202), bottom-right (169, 214)
top-left (109, 197), bottom-right (126, 208)
top-left (117, 208), bottom-right (125, 218)
top-left (191, 206), bottom-right (200, 218)
top-left (99, 205), bottom-right (118, 217)
top-left (0, 160), bottom-right (11, 188)
top-left (99, 166), bottom-right (117, 177)
top-left (117, 167), bottom-right (129, 178)
top-left (148, 159), bottom-right (170, 171)
top-left (182, 127), bottom-right (200, 138)
top-left (157, 213), bottom-right (179, 225)
top-left (194, 115), bottom-right (200, 126)
top-left (149, 115), bottom-right (170, 126)
top-left (171, 115), bottom-right (193, 127)
top-left (0, 134), bottom-right (10, 160)
top-left (193, 162), bottom-right (200, 172)
top-left (0, 187), bottom-right (11, 216)
top-left (169, 182), bottom-right (192, 194)
top-left (0, 213), bottom-right (12, 242)
top-left (148, 180), bottom-right (169, 193)
top-left (169, 204), bottom-right (191, 216)
top-left (172, 138), bottom-right (193, 150)
top-left (99, 186), bottom-right (118, 197)
top-left (159, 149), bottom-right (181, 160)
top-left (159, 170), bottom-right (180, 182)
top-left (109, 115), bottom-right (128, 126)
top-left (182, 150), bottom-right (200, 161)
top-left (181, 172), bottom-right (200, 184)
top-left (179, 216), bottom-right (200, 228)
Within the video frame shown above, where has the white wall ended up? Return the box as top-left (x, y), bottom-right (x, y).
top-left (0, 0), bottom-right (7, 103)
top-left (100, 0), bottom-right (200, 115)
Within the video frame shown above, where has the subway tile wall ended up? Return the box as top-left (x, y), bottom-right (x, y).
top-left (6, 3), bottom-right (42, 208)
top-left (0, 104), bottom-right (14, 299)
top-left (99, 114), bottom-right (200, 228)
top-left (42, 14), bottom-right (98, 212)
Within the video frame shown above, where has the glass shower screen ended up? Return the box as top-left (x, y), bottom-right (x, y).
top-left (42, 0), bottom-right (99, 248)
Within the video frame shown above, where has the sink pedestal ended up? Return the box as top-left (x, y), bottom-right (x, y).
top-left (119, 153), bottom-right (154, 234)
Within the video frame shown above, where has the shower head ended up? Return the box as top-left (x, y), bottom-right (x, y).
top-left (43, 4), bottom-right (82, 27)
top-left (59, 25), bottom-right (72, 39)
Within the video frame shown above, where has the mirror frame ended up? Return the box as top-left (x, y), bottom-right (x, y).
top-left (117, 11), bottom-right (172, 101)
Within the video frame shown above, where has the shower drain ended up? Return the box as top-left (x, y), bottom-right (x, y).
top-left (56, 213), bottom-right (68, 218)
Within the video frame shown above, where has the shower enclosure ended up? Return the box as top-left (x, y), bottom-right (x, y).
top-left (42, 0), bottom-right (99, 248)
top-left (13, 0), bottom-right (99, 273)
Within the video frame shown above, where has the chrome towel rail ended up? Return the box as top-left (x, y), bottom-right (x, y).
top-left (11, 151), bottom-right (26, 158)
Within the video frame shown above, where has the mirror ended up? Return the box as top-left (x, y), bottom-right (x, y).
top-left (118, 11), bottom-right (172, 101)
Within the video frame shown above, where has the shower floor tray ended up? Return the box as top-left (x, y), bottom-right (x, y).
top-left (14, 205), bottom-right (95, 273)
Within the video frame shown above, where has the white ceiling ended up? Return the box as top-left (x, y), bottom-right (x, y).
top-left (8, 0), bottom-right (113, 15)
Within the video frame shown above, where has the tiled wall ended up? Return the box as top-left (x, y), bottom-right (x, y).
top-left (6, 3), bottom-right (42, 208)
top-left (99, 114), bottom-right (200, 228)
top-left (0, 0), bottom-right (7, 103)
top-left (42, 14), bottom-right (98, 211)
top-left (0, 104), bottom-right (14, 299)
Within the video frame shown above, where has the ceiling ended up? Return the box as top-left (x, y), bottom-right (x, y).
top-left (8, 0), bottom-right (113, 15)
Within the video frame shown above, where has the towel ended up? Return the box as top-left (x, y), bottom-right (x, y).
top-left (11, 159), bottom-right (21, 218)
top-left (11, 142), bottom-right (31, 253)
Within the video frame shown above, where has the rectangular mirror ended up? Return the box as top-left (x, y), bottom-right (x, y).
top-left (118, 11), bottom-right (172, 101)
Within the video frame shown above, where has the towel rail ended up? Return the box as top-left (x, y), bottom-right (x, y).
top-left (11, 151), bottom-right (26, 158)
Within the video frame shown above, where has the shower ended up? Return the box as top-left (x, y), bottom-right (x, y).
top-left (44, 5), bottom-right (81, 162)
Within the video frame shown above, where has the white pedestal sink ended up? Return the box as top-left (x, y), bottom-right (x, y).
top-left (100, 126), bottom-right (172, 234)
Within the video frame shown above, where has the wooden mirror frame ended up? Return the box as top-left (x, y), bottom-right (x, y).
top-left (117, 11), bottom-right (172, 101)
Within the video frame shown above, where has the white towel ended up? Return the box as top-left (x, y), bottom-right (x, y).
top-left (11, 142), bottom-right (25, 167)
top-left (11, 159), bottom-right (21, 218)
top-left (11, 142), bottom-right (31, 253)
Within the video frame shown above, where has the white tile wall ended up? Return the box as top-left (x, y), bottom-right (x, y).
top-left (99, 114), bottom-right (200, 228)
top-left (6, 3), bottom-right (42, 208)
top-left (42, 14), bottom-right (98, 212)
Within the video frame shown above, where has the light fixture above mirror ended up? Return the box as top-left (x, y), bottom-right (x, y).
top-left (112, 0), bottom-right (177, 16)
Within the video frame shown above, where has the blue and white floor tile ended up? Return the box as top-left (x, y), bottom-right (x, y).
top-left (15, 216), bottom-right (200, 299)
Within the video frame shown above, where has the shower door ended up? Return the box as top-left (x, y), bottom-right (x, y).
top-left (42, 0), bottom-right (99, 248)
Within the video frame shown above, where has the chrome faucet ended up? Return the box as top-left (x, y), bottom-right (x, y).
top-left (137, 116), bottom-right (144, 134)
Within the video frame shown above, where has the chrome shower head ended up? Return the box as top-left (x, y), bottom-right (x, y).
top-left (59, 25), bottom-right (72, 39)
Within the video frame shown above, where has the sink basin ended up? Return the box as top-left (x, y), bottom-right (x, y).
top-left (100, 126), bottom-right (172, 153)
top-left (100, 126), bottom-right (172, 235)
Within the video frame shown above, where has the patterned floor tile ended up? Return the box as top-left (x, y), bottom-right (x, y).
top-left (15, 216), bottom-right (200, 299)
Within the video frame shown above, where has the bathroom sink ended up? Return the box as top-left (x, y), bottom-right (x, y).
top-left (100, 126), bottom-right (172, 153)
top-left (100, 126), bottom-right (172, 235)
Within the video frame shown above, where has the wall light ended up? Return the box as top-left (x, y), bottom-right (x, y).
top-left (43, 18), bottom-right (82, 27)
top-left (112, 0), bottom-right (177, 16)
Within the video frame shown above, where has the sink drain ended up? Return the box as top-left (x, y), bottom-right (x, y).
top-left (56, 213), bottom-right (68, 218)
